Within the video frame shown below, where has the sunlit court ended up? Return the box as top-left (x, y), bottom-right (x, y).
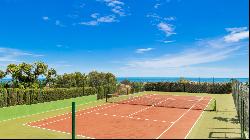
top-left (25, 94), bottom-right (213, 139)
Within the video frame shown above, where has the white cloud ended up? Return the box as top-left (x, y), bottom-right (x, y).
top-left (118, 66), bottom-right (249, 78)
top-left (91, 13), bottom-right (100, 19)
top-left (224, 27), bottom-right (249, 42)
top-left (146, 13), bottom-right (160, 19)
top-left (164, 16), bottom-right (176, 21)
top-left (154, 3), bottom-right (161, 9)
top-left (225, 27), bottom-right (248, 34)
top-left (79, 21), bottom-right (99, 26)
top-left (163, 40), bottom-right (175, 43)
top-left (79, 0), bottom-right (127, 27)
top-left (55, 20), bottom-right (66, 27)
top-left (130, 47), bottom-right (239, 68)
top-left (157, 22), bottom-right (176, 37)
top-left (146, 13), bottom-right (177, 40)
top-left (105, 0), bottom-right (124, 6)
top-left (0, 47), bottom-right (44, 67)
top-left (122, 34), bottom-right (247, 74)
top-left (42, 16), bottom-right (49, 21)
top-left (147, 13), bottom-right (176, 22)
top-left (56, 44), bottom-right (69, 49)
top-left (136, 48), bottom-right (154, 54)
top-left (97, 15), bottom-right (117, 23)
top-left (103, 0), bottom-right (126, 16)
top-left (79, 3), bottom-right (85, 8)
top-left (79, 15), bottom-right (117, 26)
top-left (111, 6), bottom-right (125, 16)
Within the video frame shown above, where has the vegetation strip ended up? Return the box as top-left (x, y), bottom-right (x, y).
top-left (0, 99), bottom-right (99, 123)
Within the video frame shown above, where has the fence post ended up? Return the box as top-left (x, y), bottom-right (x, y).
top-left (214, 99), bottom-right (216, 111)
top-left (72, 102), bottom-right (76, 139)
top-left (237, 83), bottom-right (240, 116)
top-left (198, 77), bottom-right (200, 93)
top-left (240, 97), bottom-right (243, 139)
top-left (242, 99), bottom-right (245, 132)
top-left (169, 83), bottom-right (172, 92)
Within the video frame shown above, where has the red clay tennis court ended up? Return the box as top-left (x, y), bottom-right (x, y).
top-left (25, 94), bottom-right (213, 139)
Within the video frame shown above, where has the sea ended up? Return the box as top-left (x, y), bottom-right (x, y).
top-left (1, 77), bottom-right (248, 83)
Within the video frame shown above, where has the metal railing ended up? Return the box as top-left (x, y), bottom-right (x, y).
top-left (232, 80), bottom-right (249, 139)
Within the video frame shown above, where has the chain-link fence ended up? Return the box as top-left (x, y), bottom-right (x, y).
top-left (144, 82), bottom-right (232, 94)
top-left (232, 80), bottom-right (249, 139)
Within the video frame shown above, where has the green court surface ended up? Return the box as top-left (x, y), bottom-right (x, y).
top-left (0, 92), bottom-right (241, 139)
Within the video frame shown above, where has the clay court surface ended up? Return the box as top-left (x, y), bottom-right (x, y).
top-left (25, 94), bottom-right (212, 139)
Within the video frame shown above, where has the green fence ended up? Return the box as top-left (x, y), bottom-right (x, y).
top-left (232, 80), bottom-right (249, 139)
top-left (144, 82), bottom-right (232, 94)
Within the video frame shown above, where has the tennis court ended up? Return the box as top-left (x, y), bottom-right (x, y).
top-left (24, 94), bottom-right (213, 139)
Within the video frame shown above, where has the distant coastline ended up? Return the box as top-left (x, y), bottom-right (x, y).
top-left (116, 77), bottom-right (249, 83)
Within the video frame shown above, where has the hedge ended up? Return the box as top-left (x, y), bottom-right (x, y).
top-left (144, 82), bottom-right (232, 94)
top-left (0, 87), bottom-right (98, 108)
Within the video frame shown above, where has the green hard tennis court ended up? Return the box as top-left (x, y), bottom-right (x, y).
top-left (0, 92), bottom-right (241, 139)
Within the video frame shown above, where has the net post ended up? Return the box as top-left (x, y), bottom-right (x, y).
top-left (72, 102), bottom-right (76, 139)
top-left (214, 99), bottom-right (216, 111)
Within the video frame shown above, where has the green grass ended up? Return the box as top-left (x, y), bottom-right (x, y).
top-left (0, 91), bottom-right (241, 139)
top-left (0, 95), bottom-right (97, 121)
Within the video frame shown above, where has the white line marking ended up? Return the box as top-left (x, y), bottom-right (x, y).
top-left (156, 97), bottom-right (204, 139)
top-left (126, 98), bottom-right (167, 117)
top-left (184, 98), bottom-right (212, 139)
top-left (0, 98), bottom-right (99, 123)
top-left (23, 123), bottom-right (95, 139)
top-left (1, 91), bottom-right (148, 124)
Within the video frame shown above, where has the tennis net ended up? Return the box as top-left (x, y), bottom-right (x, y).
top-left (106, 94), bottom-right (216, 111)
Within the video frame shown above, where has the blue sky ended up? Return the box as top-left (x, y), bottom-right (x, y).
top-left (0, 0), bottom-right (249, 78)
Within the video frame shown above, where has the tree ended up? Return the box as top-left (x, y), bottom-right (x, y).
top-left (120, 79), bottom-right (131, 85)
top-left (5, 62), bottom-right (56, 88)
top-left (0, 70), bottom-right (6, 79)
top-left (87, 71), bottom-right (102, 87)
top-left (45, 68), bottom-right (57, 87)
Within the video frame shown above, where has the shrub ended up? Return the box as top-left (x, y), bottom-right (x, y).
top-left (0, 87), bottom-right (98, 108)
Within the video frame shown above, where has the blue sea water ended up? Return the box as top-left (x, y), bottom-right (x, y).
top-left (1, 77), bottom-right (249, 83)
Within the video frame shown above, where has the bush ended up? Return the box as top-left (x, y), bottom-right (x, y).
top-left (97, 86), bottom-right (105, 100)
top-left (0, 87), bottom-right (98, 108)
